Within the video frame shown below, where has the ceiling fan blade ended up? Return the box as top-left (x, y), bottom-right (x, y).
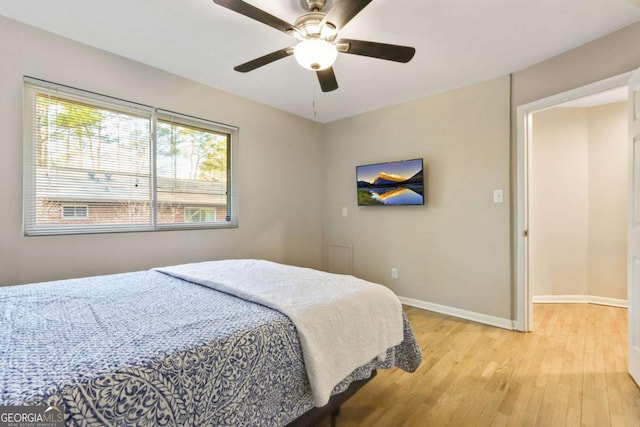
top-left (338, 39), bottom-right (416, 63)
top-left (234, 48), bottom-right (293, 72)
top-left (213, 0), bottom-right (298, 35)
top-left (321, 0), bottom-right (373, 32)
top-left (316, 67), bottom-right (338, 93)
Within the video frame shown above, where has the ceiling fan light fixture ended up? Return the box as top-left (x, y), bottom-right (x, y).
top-left (293, 38), bottom-right (338, 71)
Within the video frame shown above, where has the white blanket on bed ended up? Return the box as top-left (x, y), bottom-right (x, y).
top-left (154, 259), bottom-right (403, 406)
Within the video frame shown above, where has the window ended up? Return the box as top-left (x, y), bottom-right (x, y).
top-left (62, 205), bottom-right (88, 219)
top-left (23, 77), bottom-right (238, 236)
top-left (185, 207), bottom-right (216, 223)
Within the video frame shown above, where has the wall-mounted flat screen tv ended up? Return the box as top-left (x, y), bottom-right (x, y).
top-left (356, 158), bottom-right (424, 206)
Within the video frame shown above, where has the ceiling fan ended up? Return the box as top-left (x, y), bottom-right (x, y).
top-left (213, 0), bottom-right (416, 92)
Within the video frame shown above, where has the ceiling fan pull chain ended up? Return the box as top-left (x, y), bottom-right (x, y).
top-left (313, 72), bottom-right (317, 120)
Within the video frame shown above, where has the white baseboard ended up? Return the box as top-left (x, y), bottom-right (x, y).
top-left (398, 296), bottom-right (515, 330)
top-left (532, 294), bottom-right (627, 308)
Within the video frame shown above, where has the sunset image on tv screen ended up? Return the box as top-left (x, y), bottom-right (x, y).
top-left (356, 159), bottom-right (424, 206)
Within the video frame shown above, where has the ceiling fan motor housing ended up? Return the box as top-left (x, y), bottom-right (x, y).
top-left (295, 12), bottom-right (332, 39)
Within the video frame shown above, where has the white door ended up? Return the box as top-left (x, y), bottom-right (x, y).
top-left (629, 67), bottom-right (640, 386)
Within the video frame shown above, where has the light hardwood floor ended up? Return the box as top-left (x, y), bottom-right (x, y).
top-left (322, 304), bottom-right (640, 426)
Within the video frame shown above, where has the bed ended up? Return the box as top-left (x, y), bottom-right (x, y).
top-left (0, 259), bottom-right (421, 426)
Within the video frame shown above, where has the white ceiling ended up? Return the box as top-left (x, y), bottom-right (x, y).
top-left (1, 0), bottom-right (639, 123)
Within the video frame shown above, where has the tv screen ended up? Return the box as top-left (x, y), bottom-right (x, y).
top-left (356, 158), bottom-right (424, 206)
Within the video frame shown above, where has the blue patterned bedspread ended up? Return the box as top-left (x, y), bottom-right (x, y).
top-left (0, 270), bottom-right (421, 426)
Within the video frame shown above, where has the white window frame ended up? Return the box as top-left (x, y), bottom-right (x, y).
top-left (23, 77), bottom-right (239, 236)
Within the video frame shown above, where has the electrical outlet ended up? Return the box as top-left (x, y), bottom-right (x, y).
top-left (391, 268), bottom-right (398, 279)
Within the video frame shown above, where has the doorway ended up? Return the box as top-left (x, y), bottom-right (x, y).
top-left (515, 72), bottom-right (632, 331)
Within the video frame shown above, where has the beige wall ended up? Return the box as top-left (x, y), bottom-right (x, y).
top-left (530, 108), bottom-right (590, 296)
top-left (322, 76), bottom-right (512, 319)
top-left (530, 103), bottom-right (627, 300)
top-left (588, 103), bottom-right (628, 299)
top-left (512, 23), bottom-right (640, 108)
top-left (0, 16), bottom-right (324, 286)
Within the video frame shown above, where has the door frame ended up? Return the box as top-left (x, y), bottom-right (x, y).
top-left (514, 72), bottom-right (632, 332)
top-left (628, 67), bottom-right (640, 386)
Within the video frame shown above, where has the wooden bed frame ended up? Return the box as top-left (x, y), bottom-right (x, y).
top-left (286, 370), bottom-right (377, 427)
